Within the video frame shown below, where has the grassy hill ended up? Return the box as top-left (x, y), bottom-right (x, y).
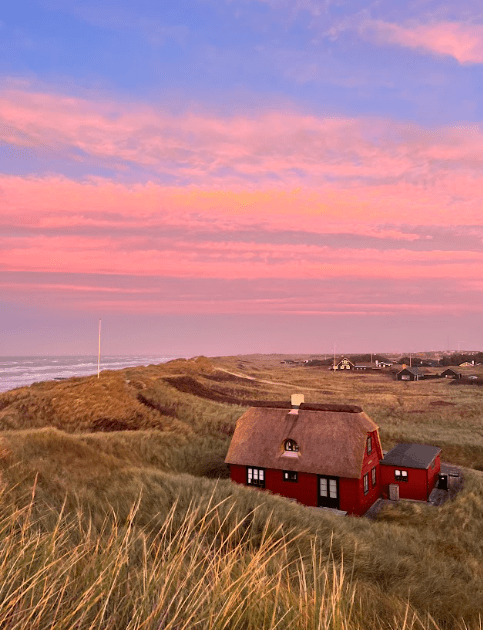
top-left (0, 355), bottom-right (483, 629)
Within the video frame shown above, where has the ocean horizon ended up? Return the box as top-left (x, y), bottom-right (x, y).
top-left (0, 355), bottom-right (183, 394)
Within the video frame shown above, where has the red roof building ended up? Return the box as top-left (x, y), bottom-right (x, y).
top-left (379, 443), bottom-right (441, 501)
top-left (225, 396), bottom-right (443, 516)
top-left (225, 396), bottom-right (383, 516)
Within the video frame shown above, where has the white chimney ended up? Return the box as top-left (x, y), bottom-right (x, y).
top-left (291, 394), bottom-right (304, 408)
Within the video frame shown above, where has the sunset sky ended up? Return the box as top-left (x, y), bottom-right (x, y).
top-left (1, 0), bottom-right (483, 356)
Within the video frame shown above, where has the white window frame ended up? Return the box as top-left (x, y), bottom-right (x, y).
top-left (283, 470), bottom-right (298, 482)
top-left (247, 467), bottom-right (265, 488)
top-left (394, 469), bottom-right (408, 482)
top-left (367, 436), bottom-right (372, 455)
top-left (329, 479), bottom-right (337, 498)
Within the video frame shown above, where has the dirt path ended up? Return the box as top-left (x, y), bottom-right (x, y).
top-left (214, 367), bottom-right (322, 391)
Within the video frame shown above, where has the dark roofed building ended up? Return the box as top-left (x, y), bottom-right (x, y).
top-left (396, 367), bottom-right (423, 381)
top-left (441, 368), bottom-right (461, 379)
top-left (380, 443), bottom-right (441, 501)
top-left (225, 395), bottom-right (383, 515)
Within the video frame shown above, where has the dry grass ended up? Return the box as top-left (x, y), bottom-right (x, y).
top-left (1, 355), bottom-right (483, 628)
top-left (0, 426), bottom-right (482, 629)
top-left (0, 471), bottom-right (482, 630)
top-left (0, 483), bottom-right (391, 630)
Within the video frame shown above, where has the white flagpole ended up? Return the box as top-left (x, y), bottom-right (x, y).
top-left (97, 319), bottom-right (102, 378)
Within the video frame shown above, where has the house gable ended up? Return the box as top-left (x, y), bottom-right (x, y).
top-left (334, 357), bottom-right (355, 370)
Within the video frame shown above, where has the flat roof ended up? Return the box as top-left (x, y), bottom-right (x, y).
top-left (380, 443), bottom-right (441, 469)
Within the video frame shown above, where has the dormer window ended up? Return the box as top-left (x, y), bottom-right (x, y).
top-left (284, 439), bottom-right (299, 452)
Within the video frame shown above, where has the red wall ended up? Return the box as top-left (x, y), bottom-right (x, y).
top-left (228, 464), bottom-right (379, 515)
top-left (228, 430), bottom-right (385, 516)
top-left (266, 469), bottom-right (319, 507)
top-left (338, 478), bottom-right (360, 514)
top-left (353, 429), bottom-right (383, 515)
top-left (229, 436), bottom-right (441, 513)
top-left (229, 464), bottom-right (248, 486)
top-left (228, 465), bottom-right (319, 507)
top-left (380, 465), bottom-right (429, 501)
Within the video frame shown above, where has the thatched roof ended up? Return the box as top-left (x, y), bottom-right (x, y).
top-left (225, 406), bottom-right (378, 479)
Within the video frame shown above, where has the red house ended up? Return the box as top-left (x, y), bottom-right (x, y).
top-left (379, 443), bottom-right (441, 501)
top-left (225, 396), bottom-right (383, 516)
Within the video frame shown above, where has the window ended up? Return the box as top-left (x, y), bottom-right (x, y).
top-left (320, 478), bottom-right (337, 498)
top-left (284, 439), bottom-right (299, 452)
top-left (329, 479), bottom-right (337, 498)
top-left (367, 436), bottom-right (372, 455)
top-left (394, 469), bottom-right (408, 482)
top-left (371, 466), bottom-right (377, 487)
top-left (247, 467), bottom-right (265, 488)
top-left (283, 470), bottom-right (298, 482)
top-left (363, 473), bottom-right (369, 495)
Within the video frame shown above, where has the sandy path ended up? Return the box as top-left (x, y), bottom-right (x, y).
top-left (214, 367), bottom-right (322, 391)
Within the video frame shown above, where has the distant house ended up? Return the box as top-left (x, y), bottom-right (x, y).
top-left (225, 396), bottom-right (444, 515)
top-left (459, 361), bottom-right (474, 367)
top-left (353, 362), bottom-right (373, 371)
top-left (225, 395), bottom-right (382, 515)
top-left (353, 360), bottom-right (392, 371)
top-left (380, 444), bottom-right (441, 501)
top-left (441, 368), bottom-right (461, 379)
top-left (332, 357), bottom-right (355, 371)
top-left (396, 367), bottom-right (423, 381)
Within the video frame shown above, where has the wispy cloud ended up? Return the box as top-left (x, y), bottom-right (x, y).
top-left (2, 85), bottom-right (483, 194)
top-left (358, 19), bottom-right (483, 64)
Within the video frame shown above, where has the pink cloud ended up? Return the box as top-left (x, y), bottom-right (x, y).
top-left (358, 20), bottom-right (483, 65)
top-left (3, 274), bottom-right (479, 316)
top-left (2, 86), bottom-right (483, 316)
top-left (1, 174), bottom-right (483, 241)
top-left (2, 85), bottom-right (483, 194)
top-left (2, 227), bottom-right (483, 281)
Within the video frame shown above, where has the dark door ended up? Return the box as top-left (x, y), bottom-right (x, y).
top-left (318, 475), bottom-right (339, 509)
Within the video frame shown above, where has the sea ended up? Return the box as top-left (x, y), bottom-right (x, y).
top-left (0, 355), bottom-right (182, 394)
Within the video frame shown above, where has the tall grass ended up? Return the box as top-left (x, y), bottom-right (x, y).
top-left (2, 358), bottom-right (483, 628)
top-left (0, 478), bottom-right (470, 630)
top-left (2, 428), bottom-right (483, 629)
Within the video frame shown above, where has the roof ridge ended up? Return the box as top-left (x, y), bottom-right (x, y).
top-left (248, 402), bottom-right (362, 413)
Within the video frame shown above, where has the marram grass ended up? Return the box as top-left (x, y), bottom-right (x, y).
top-left (1, 358), bottom-right (483, 628)
top-left (0, 478), bottom-right (480, 630)
top-left (0, 483), bottom-right (358, 630)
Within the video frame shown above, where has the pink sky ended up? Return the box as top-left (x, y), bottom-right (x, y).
top-left (1, 0), bottom-right (483, 355)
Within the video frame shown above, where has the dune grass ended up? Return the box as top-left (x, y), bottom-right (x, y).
top-left (0, 482), bottom-right (378, 630)
top-left (1, 356), bottom-right (483, 628)
top-left (0, 426), bottom-right (483, 629)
